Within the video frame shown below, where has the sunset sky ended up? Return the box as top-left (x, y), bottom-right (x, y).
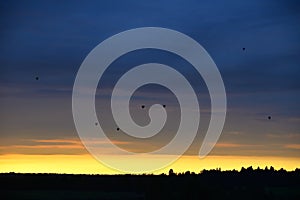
top-left (1, 0), bottom-right (300, 174)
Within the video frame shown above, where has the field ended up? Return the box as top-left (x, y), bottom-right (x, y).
top-left (1, 169), bottom-right (300, 200)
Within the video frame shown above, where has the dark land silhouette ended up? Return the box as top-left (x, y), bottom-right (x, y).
top-left (1, 167), bottom-right (300, 200)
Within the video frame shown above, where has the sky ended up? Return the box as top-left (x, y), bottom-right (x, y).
top-left (0, 0), bottom-right (300, 174)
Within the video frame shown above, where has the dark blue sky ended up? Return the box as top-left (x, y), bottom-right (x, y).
top-left (1, 1), bottom-right (299, 92)
top-left (0, 0), bottom-right (300, 157)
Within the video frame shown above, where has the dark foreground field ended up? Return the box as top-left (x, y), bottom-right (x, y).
top-left (1, 168), bottom-right (300, 200)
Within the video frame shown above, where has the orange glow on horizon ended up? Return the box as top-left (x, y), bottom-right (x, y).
top-left (1, 154), bottom-right (299, 174)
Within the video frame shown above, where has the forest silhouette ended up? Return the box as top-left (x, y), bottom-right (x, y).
top-left (1, 167), bottom-right (300, 199)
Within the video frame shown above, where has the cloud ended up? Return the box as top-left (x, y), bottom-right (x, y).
top-left (266, 133), bottom-right (300, 139)
top-left (284, 144), bottom-right (300, 150)
top-left (215, 142), bottom-right (263, 148)
top-left (0, 138), bottom-right (131, 155)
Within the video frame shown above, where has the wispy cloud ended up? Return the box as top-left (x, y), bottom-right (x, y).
top-left (266, 133), bottom-right (300, 139)
top-left (0, 138), bottom-right (131, 155)
top-left (284, 144), bottom-right (300, 150)
top-left (215, 142), bottom-right (262, 148)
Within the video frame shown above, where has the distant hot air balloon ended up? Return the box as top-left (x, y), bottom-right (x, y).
top-left (268, 116), bottom-right (271, 120)
top-left (141, 105), bottom-right (145, 109)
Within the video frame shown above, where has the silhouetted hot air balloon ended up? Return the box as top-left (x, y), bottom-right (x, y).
top-left (242, 47), bottom-right (245, 51)
top-left (163, 105), bottom-right (166, 108)
top-left (268, 116), bottom-right (271, 120)
top-left (141, 105), bottom-right (145, 109)
top-left (35, 76), bottom-right (39, 80)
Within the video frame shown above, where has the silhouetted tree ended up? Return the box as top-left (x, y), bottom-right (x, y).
top-left (241, 167), bottom-right (246, 172)
top-left (279, 168), bottom-right (287, 173)
top-left (247, 166), bottom-right (253, 172)
top-left (169, 169), bottom-right (175, 176)
top-left (1, 167), bottom-right (300, 200)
